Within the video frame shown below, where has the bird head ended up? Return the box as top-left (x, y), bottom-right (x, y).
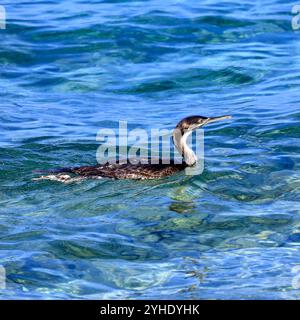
top-left (173, 114), bottom-right (232, 166)
top-left (175, 115), bottom-right (232, 133)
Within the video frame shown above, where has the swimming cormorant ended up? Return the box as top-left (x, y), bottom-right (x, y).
top-left (34, 115), bottom-right (231, 181)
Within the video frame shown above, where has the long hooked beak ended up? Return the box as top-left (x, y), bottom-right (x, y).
top-left (206, 115), bottom-right (232, 124)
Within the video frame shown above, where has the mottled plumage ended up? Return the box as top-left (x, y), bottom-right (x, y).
top-left (69, 160), bottom-right (187, 180)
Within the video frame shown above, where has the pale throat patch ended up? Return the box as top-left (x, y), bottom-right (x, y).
top-left (173, 129), bottom-right (197, 166)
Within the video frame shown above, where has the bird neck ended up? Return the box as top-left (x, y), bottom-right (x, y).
top-left (173, 129), bottom-right (197, 166)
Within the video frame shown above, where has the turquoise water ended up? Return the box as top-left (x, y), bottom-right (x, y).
top-left (1, 0), bottom-right (300, 299)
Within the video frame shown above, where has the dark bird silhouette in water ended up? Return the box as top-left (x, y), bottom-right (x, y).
top-left (34, 115), bottom-right (231, 182)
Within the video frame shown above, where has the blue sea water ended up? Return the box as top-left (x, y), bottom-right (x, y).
top-left (0, 0), bottom-right (300, 299)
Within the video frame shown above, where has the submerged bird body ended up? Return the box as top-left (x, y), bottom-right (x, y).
top-left (67, 160), bottom-right (187, 180)
top-left (34, 115), bottom-right (231, 181)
